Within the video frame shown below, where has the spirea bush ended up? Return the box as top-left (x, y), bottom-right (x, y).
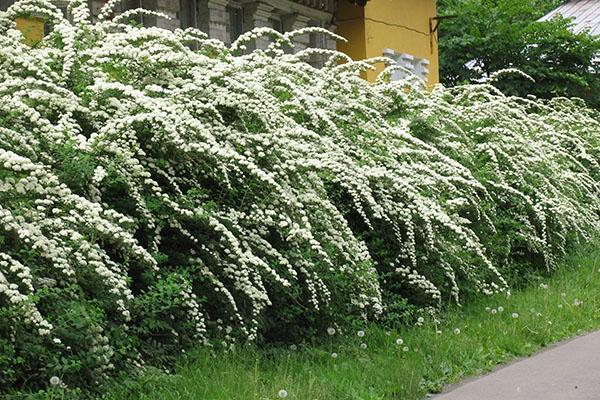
top-left (0, 0), bottom-right (598, 395)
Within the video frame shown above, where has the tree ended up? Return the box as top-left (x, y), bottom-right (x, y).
top-left (438, 0), bottom-right (600, 108)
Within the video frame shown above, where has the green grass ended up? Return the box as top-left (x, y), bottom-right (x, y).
top-left (103, 243), bottom-right (600, 400)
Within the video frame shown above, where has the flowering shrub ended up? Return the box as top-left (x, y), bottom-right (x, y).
top-left (0, 0), bottom-right (598, 395)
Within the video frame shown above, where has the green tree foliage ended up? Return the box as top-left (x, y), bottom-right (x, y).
top-left (438, 0), bottom-right (600, 108)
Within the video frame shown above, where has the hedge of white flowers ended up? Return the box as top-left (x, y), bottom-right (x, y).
top-left (0, 0), bottom-right (599, 395)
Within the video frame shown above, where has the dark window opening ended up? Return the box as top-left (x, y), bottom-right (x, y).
top-left (180, 0), bottom-right (196, 29)
top-left (228, 5), bottom-right (243, 43)
top-left (0, 0), bottom-right (15, 11)
top-left (121, 0), bottom-right (157, 26)
top-left (270, 16), bottom-right (283, 33)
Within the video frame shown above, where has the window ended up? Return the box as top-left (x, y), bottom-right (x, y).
top-left (121, 0), bottom-right (157, 26)
top-left (309, 21), bottom-right (327, 49)
top-left (44, 3), bottom-right (69, 36)
top-left (382, 48), bottom-right (430, 82)
top-left (54, 0), bottom-right (70, 20)
top-left (308, 20), bottom-right (329, 67)
top-left (180, 0), bottom-right (196, 29)
top-left (227, 5), bottom-right (243, 43)
top-left (269, 16), bottom-right (282, 33)
top-left (0, 0), bottom-right (14, 11)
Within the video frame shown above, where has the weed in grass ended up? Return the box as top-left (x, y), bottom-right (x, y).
top-left (100, 243), bottom-right (600, 400)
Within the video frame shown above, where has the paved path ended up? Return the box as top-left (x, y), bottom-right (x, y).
top-left (432, 330), bottom-right (600, 400)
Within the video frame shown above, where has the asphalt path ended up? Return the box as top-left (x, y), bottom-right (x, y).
top-left (432, 330), bottom-right (600, 400)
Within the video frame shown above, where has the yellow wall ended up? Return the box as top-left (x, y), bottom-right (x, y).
top-left (336, 3), bottom-right (367, 63)
top-left (15, 17), bottom-right (45, 46)
top-left (336, 0), bottom-right (439, 86)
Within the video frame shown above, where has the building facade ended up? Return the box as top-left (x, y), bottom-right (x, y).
top-left (337, 0), bottom-right (439, 85)
top-left (114, 0), bottom-right (340, 51)
top-left (0, 0), bottom-right (340, 50)
top-left (2, 0), bottom-right (440, 85)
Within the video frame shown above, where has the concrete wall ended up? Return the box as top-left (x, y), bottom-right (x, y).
top-left (335, 1), bottom-right (366, 61)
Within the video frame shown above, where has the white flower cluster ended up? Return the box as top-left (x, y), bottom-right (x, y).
top-left (0, 0), bottom-right (598, 392)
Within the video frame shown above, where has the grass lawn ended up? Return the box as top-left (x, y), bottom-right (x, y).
top-left (103, 242), bottom-right (600, 400)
